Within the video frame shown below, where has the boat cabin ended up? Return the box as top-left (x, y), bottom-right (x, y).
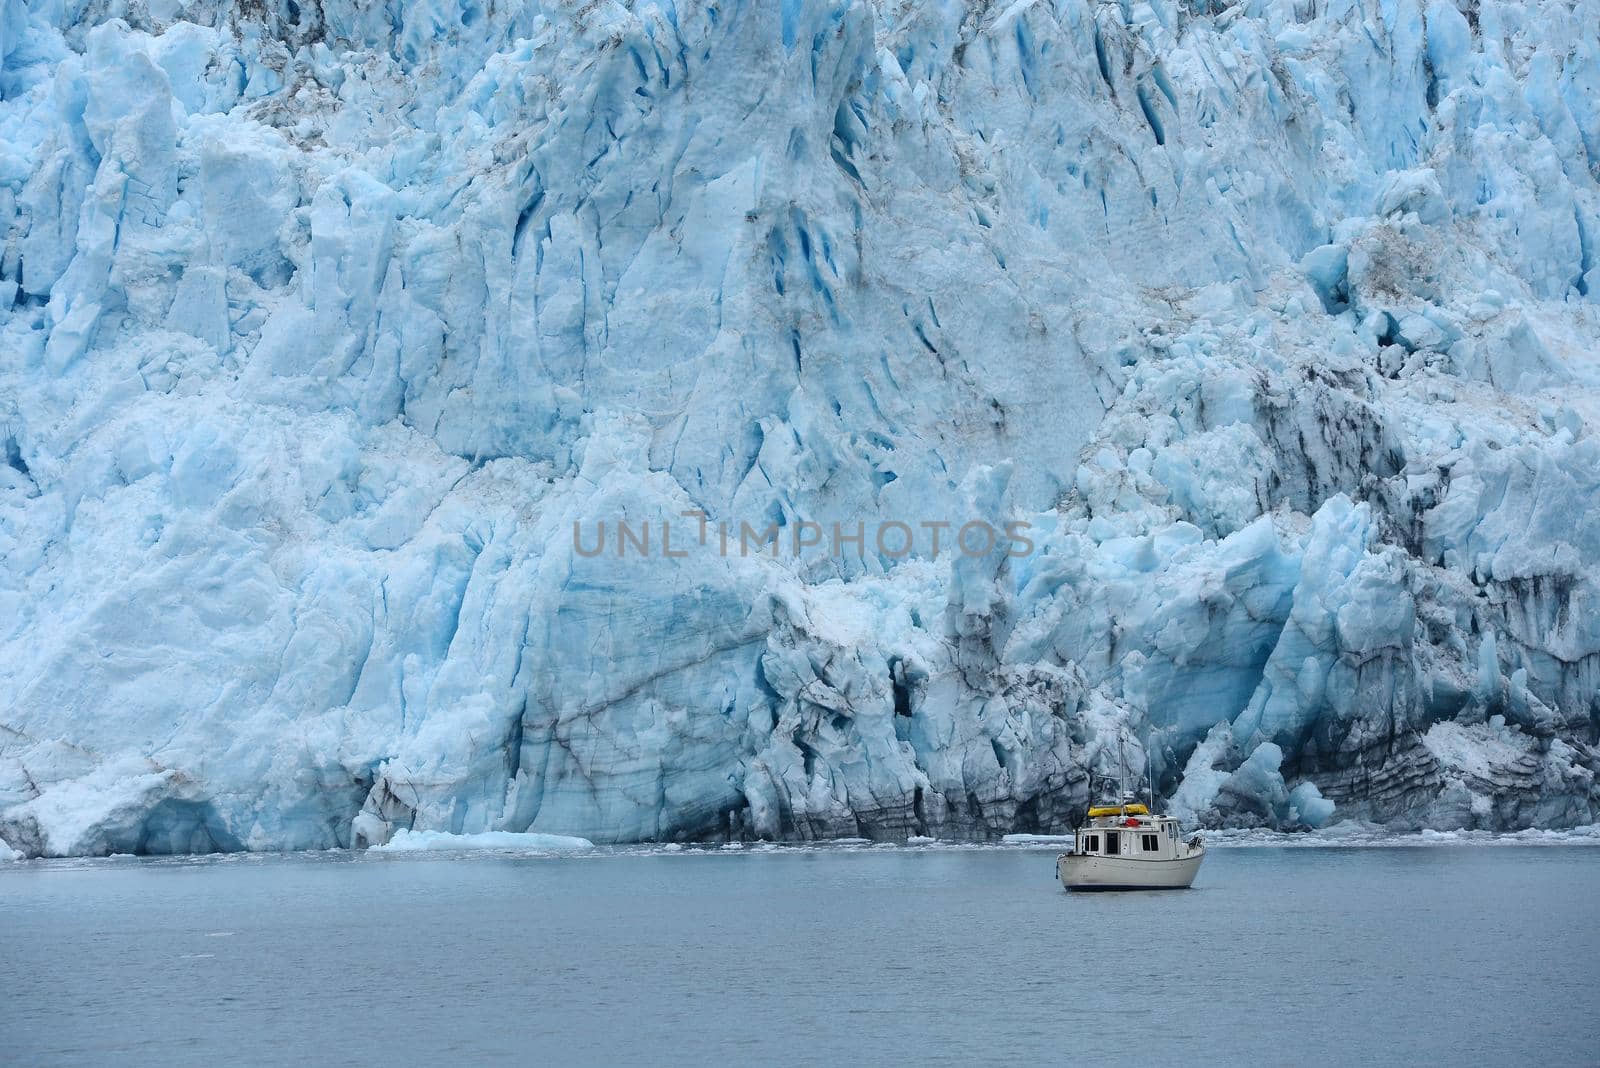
top-left (1071, 804), bottom-right (1188, 861)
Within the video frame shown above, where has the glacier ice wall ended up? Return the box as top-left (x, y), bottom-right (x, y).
top-left (1, 0), bottom-right (1598, 855)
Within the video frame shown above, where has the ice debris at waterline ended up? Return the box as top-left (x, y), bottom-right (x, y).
top-left (1, 0), bottom-right (1599, 859)
top-left (368, 830), bottom-right (596, 853)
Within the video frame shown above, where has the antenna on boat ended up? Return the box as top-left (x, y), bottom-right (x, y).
top-left (1116, 728), bottom-right (1128, 804)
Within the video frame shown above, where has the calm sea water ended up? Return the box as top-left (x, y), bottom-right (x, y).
top-left (3, 844), bottom-right (1597, 1065)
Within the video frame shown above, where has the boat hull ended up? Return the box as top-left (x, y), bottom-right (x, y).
top-left (1056, 850), bottom-right (1204, 891)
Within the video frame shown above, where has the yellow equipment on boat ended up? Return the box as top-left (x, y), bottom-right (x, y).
top-left (1087, 803), bottom-right (1149, 818)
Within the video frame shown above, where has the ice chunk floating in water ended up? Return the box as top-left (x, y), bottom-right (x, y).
top-left (370, 831), bottom-right (596, 853)
top-left (2, 0), bottom-right (1599, 856)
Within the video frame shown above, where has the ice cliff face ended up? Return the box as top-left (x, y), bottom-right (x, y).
top-left (2, 0), bottom-right (1598, 856)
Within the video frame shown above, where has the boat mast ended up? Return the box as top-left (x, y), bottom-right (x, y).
top-left (1146, 744), bottom-right (1155, 813)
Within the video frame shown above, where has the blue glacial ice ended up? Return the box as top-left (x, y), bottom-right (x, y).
top-left (1, 0), bottom-right (1599, 856)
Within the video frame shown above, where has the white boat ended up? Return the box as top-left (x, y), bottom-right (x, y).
top-left (1055, 802), bottom-right (1205, 891)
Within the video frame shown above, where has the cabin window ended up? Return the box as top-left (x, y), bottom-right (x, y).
top-left (1142, 833), bottom-right (1159, 852)
top-left (1104, 831), bottom-right (1120, 856)
top-left (1082, 835), bottom-right (1099, 853)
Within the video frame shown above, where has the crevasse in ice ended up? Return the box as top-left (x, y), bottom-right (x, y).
top-left (1, 0), bottom-right (1597, 855)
